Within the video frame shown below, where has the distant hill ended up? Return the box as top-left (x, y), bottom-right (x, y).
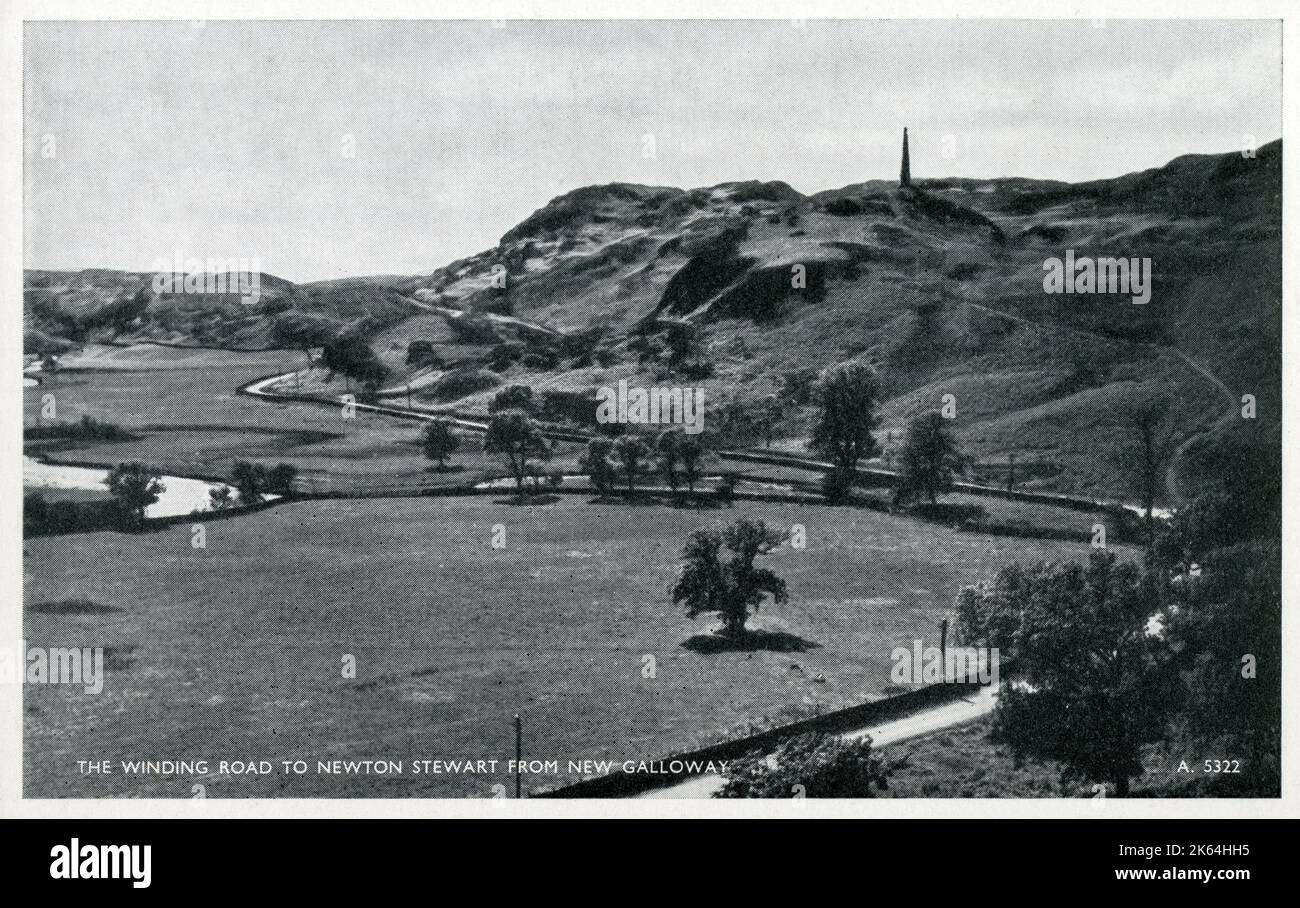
top-left (24, 268), bottom-right (413, 351)
top-left (25, 139), bottom-right (1281, 501)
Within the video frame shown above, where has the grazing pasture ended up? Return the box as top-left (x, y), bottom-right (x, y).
top-left (24, 495), bottom-right (1113, 797)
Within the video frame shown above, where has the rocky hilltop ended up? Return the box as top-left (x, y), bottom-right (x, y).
top-left (25, 140), bottom-right (1281, 501)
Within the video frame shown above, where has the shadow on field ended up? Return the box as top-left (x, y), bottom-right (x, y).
top-left (493, 494), bottom-right (561, 506)
top-left (682, 629), bottom-right (821, 654)
top-left (103, 646), bottom-right (136, 670)
top-left (26, 599), bottom-right (122, 615)
top-left (669, 496), bottom-right (721, 510)
top-left (584, 494), bottom-right (720, 509)
top-left (585, 494), bottom-right (666, 506)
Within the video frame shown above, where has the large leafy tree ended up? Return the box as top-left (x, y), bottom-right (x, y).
top-left (483, 411), bottom-right (550, 493)
top-left (1164, 541), bottom-right (1281, 793)
top-left (655, 430), bottom-right (681, 494)
top-left (489, 384), bottom-right (537, 416)
top-left (612, 434), bottom-right (650, 496)
top-left (959, 551), bottom-right (1171, 796)
top-left (230, 460), bottom-right (297, 502)
top-left (671, 519), bottom-right (788, 638)
top-left (1116, 395), bottom-right (1179, 539)
top-left (271, 313), bottom-right (336, 365)
top-left (579, 437), bottom-right (618, 496)
top-left (321, 335), bottom-right (388, 389)
top-left (894, 411), bottom-right (966, 506)
top-left (231, 460), bottom-right (267, 504)
top-left (104, 462), bottom-right (165, 529)
top-left (264, 463), bottom-right (299, 497)
top-left (1153, 421), bottom-right (1281, 571)
top-left (809, 363), bottom-right (880, 501)
top-left (678, 436), bottom-right (705, 494)
top-left (759, 395), bottom-right (784, 448)
top-left (421, 420), bottom-right (460, 468)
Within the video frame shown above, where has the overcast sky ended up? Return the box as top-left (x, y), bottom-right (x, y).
top-left (24, 19), bottom-right (1281, 282)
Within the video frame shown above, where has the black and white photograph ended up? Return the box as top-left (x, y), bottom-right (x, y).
top-left (5, 3), bottom-right (1289, 834)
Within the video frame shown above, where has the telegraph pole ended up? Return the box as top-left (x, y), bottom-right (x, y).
top-left (513, 714), bottom-right (523, 798)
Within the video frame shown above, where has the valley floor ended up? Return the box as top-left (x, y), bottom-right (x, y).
top-left (24, 495), bottom-right (1101, 797)
top-left (22, 343), bottom-right (1132, 798)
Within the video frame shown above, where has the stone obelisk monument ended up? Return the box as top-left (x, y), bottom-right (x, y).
top-left (900, 127), bottom-right (911, 187)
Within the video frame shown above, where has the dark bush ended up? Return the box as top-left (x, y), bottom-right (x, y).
top-left (824, 197), bottom-right (863, 216)
top-left (521, 351), bottom-right (559, 370)
top-left (25, 415), bottom-right (134, 442)
top-left (716, 732), bottom-right (894, 798)
top-left (446, 315), bottom-right (501, 345)
top-left (677, 360), bottom-right (715, 380)
top-left (431, 367), bottom-right (500, 402)
top-left (406, 340), bottom-right (442, 367)
top-left (24, 491), bottom-right (124, 537)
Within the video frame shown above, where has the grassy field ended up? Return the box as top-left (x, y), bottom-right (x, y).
top-left (25, 345), bottom-right (1146, 530)
top-left (23, 495), bottom-right (1116, 798)
top-left (22, 345), bottom-right (586, 494)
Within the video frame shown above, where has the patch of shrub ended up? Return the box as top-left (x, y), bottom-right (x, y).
top-left (431, 367), bottom-right (500, 402)
top-left (521, 351), bottom-right (559, 370)
top-left (29, 296), bottom-right (86, 342)
top-left (1020, 223), bottom-right (1068, 243)
top-left (676, 360), bottom-right (715, 380)
top-left (716, 732), bottom-right (894, 798)
top-left (445, 315), bottom-right (501, 346)
top-left (906, 188), bottom-right (1006, 243)
top-left (406, 340), bottom-right (442, 367)
top-left (25, 327), bottom-right (79, 355)
top-left (540, 389), bottom-right (597, 425)
top-left (824, 197), bottom-right (863, 216)
top-left (24, 491), bottom-right (123, 536)
top-left (715, 473), bottom-right (737, 506)
top-left (488, 342), bottom-right (523, 372)
top-left (25, 415), bottom-right (134, 442)
top-left (79, 291), bottom-right (150, 335)
top-left (821, 470), bottom-right (853, 503)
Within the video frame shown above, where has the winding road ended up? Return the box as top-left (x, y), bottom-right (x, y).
top-left (638, 686), bottom-right (1000, 799)
top-left (228, 358), bottom-right (1175, 798)
top-left (242, 369), bottom-right (1173, 517)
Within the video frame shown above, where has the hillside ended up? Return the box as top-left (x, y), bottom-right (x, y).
top-left (24, 140), bottom-right (1281, 502)
top-left (24, 269), bottom-right (414, 352)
